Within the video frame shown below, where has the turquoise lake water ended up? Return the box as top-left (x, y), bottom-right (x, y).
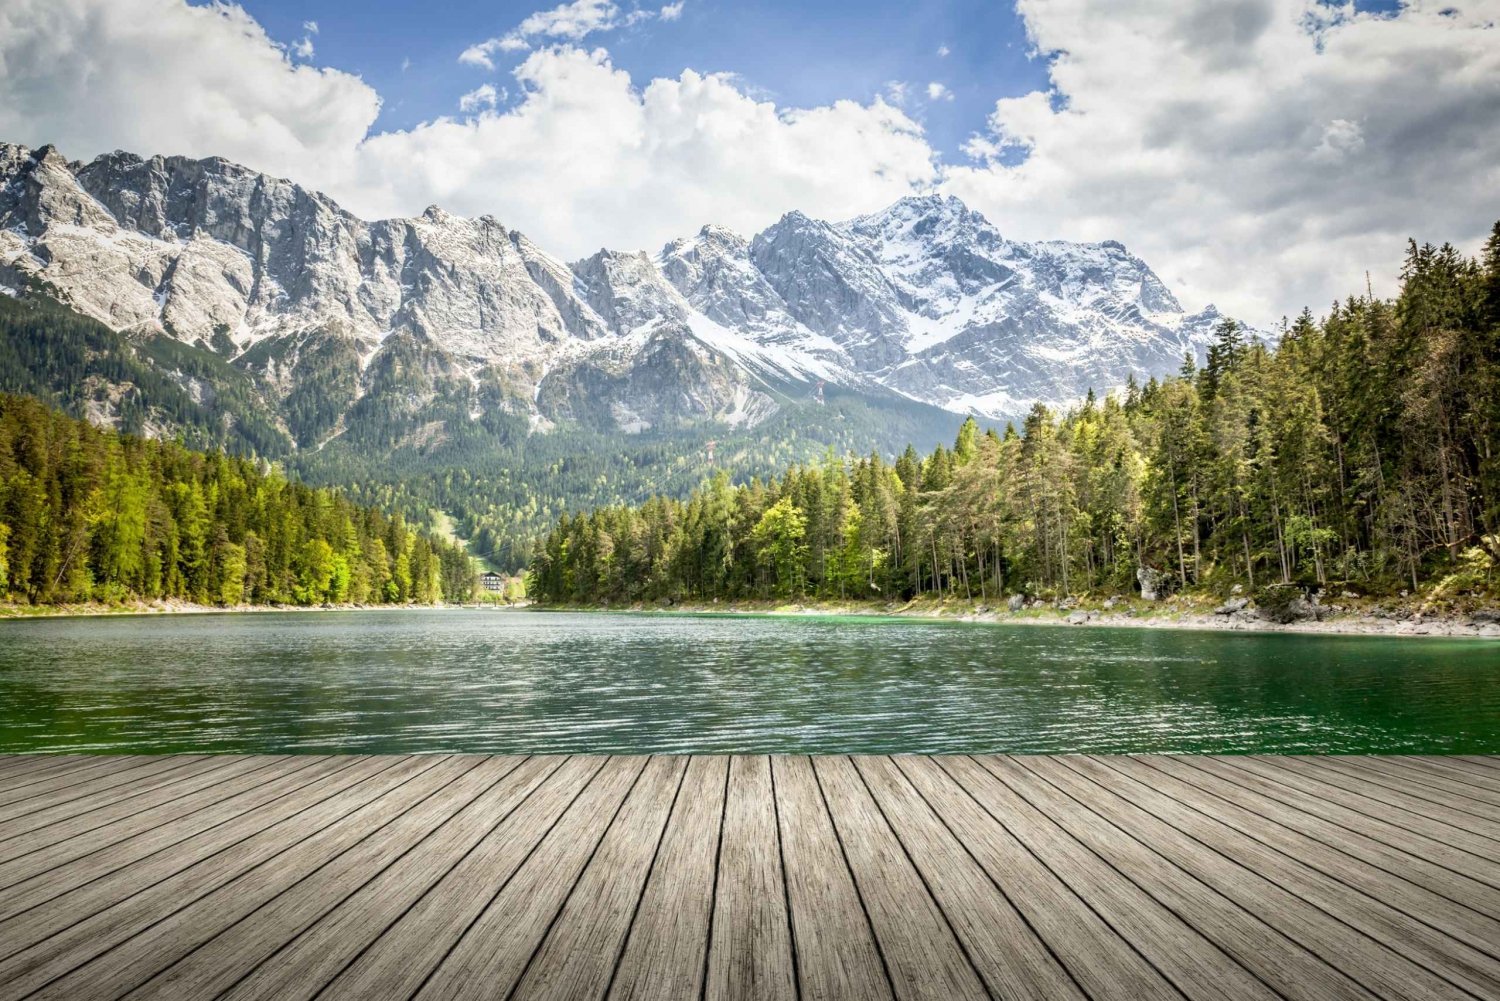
top-left (0, 610), bottom-right (1495, 754)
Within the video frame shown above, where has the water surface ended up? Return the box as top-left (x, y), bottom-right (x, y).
top-left (0, 610), bottom-right (1495, 754)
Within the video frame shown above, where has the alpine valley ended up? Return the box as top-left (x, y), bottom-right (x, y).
top-left (0, 141), bottom-right (1237, 567)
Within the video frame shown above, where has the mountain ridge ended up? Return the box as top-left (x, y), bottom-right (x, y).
top-left (1, 140), bottom-right (1233, 441)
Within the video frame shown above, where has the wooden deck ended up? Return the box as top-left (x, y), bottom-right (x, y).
top-left (0, 754), bottom-right (1497, 1001)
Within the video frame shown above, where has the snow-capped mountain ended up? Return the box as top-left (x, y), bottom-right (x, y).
top-left (0, 141), bottom-right (1231, 441)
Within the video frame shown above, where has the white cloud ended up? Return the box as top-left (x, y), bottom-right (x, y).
top-left (458, 83), bottom-right (501, 113)
top-left (292, 35), bottom-right (315, 60)
top-left (659, 2), bottom-right (685, 21)
top-left (0, 0), bottom-right (378, 182)
top-left (944, 0), bottom-right (1500, 320)
top-left (302, 20), bottom-right (319, 34)
top-left (926, 82), bottom-right (953, 102)
top-left (884, 81), bottom-right (910, 106)
top-left (461, 0), bottom-right (657, 64)
top-left (937, 44), bottom-right (950, 58)
top-left (351, 47), bottom-right (938, 255)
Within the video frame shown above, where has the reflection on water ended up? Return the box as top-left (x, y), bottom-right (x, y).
top-left (0, 610), bottom-right (1495, 754)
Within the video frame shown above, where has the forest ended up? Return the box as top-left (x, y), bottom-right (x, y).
top-left (530, 227), bottom-right (1500, 608)
top-left (0, 393), bottom-right (475, 607)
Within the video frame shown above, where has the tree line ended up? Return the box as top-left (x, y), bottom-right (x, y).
top-left (530, 226), bottom-right (1500, 607)
top-left (0, 393), bottom-right (476, 606)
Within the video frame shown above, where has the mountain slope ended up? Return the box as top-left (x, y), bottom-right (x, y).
top-left (2, 142), bottom-right (1236, 434)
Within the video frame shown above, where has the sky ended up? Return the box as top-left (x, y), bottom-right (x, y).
top-left (0, 0), bottom-right (1496, 323)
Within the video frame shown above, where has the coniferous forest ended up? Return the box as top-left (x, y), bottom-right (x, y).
top-left (530, 228), bottom-right (1500, 608)
top-left (0, 393), bottom-right (475, 606)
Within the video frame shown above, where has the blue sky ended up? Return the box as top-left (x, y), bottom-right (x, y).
top-left (233, 0), bottom-right (1048, 161)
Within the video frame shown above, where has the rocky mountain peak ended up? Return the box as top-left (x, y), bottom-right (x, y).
top-left (0, 139), bottom-right (1244, 438)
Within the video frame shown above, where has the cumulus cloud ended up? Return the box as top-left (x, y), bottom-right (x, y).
top-left (0, 0), bottom-right (378, 182)
top-left (659, 2), bottom-right (685, 21)
top-left (457, 83), bottom-right (501, 113)
top-left (460, 0), bottom-right (659, 64)
top-left (926, 82), bottom-right (953, 102)
top-left (944, 0), bottom-right (1500, 320)
top-left (351, 47), bottom-right (938, 254)
top-left (937, 44), bottom-right (951, 58)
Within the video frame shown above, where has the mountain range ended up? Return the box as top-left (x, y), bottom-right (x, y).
top-left (0, 140), bottom-right (1244, 567)
top-left (0, 141), bottom-right (1231, 443)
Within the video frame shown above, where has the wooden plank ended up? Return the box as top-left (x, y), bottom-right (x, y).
top-left (1398, 757), bottom-right (1500, 793)
top-left (853, 756), bottom-right (1084, 1001)
top-left (1218, 757), bottom-right (1500, 884)
top-left (0, 755), bottom-right (282, 866)
top-left (505, 755), bottom-right (688, 1001)
top-left (1434, 757), bottom-right (1500, 780)
top-left (1267, 756), bottom-right (1500, 841)
top-left (608, 755), bottom-right (727, 1001)
top-left (313, 756), bottom-right (611, 1001)
top-left (123, 757), bottom-right (528, 1001)
top-left (217, 756), bottom-right (569, 1001)
top-left (813, 756), bottom-right (990, 1001)
top-left (1149, 755), bottom-right (1500, 924)
top-left (963, 754), bottom-right (1343, 1001)
top-left (910, 756), bottom-right (1182, 1001)
top-left (0, 757), bottom-right (347, 919)
top-left (1314, 756), bottom-right (1500, 814)
top-left (0, 755), bottom-right (417, 997)
top-left (0, 756), bottom-right (219, 838)
top-left (0, 757), bottom-right (115, 793)
top-left (21, 755), bottom-right (472, 1001)
top-left (409, 756), bottom-right (649, 1001)
top-left (1044, 754), bottom-right (1499, 1000)
top-left (702, 755), bottom-right (797, 1001)
top-left (772, 754), bottom-right (895, 1001)
top-left (0, 756), bottom-right (173, 815)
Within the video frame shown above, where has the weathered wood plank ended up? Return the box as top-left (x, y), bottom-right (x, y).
top-left (23, 755), bottom-right (470, 1001)
top-left (1149, 755), bottom-right (1500, 925)
top-left (908, 756), bottom-right (1181, 1000)
top-left (0, 754), bottom-right (287, 867)
top-left (1215, 757), bottom-right (1500, 886)
top-left (124, 757), bottom-right (527, 1001)
top-left (608, 755), bottom-right (727, 1001)
top-left (217, 755), bottom-right (567, 1001)
top-left (0, 753), bottom-right (1494, 1001)
top-left (702, 755), bottom-right (797, 1001)
top-left (1397, 756), bottom-right (1500, 793)
top-left (1313, 755), bottom-right (1500, 815)
top-left (0, 756), bottom-right (347, 919)
top-left (0, 755), bottom-right (197, 820)
top-left (968, 754), bottom-right (1340, 1001)
top-left (814, 755), bottom-right (990, 1001)
top-left (0, 757), bottom-right (115, 793)
top-left (773, 754), bottom-right (895, 1001)
top-left (410, 756), bottom-right (648, 1001)
top-left (1265, 756), bottom-right (1500, 842)
top-left (0, 756), bottom-right (419, 999)
top-left (506, 755), bottom-right (687, 1001)
top-left (312, 755), bottom-right (609, 1001)
top-left (855, 756), bottom-right (1083, 1001)
top-left (1048, 755), bottom-right (1499, 1000)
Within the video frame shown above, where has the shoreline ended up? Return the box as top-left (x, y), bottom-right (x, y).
top-left (4, 596), bottom-right (1498, 639)
top-left (0, 599), bottom-right (523, 621)
top-left (541, 597), bottom-right (1500, 640)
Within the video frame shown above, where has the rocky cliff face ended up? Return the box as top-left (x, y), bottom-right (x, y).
top-left (0, 141), bottom-right (1235, 443)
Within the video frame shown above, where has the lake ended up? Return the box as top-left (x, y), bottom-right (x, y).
top-left (0, 610), bottom-right (1496, 755)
